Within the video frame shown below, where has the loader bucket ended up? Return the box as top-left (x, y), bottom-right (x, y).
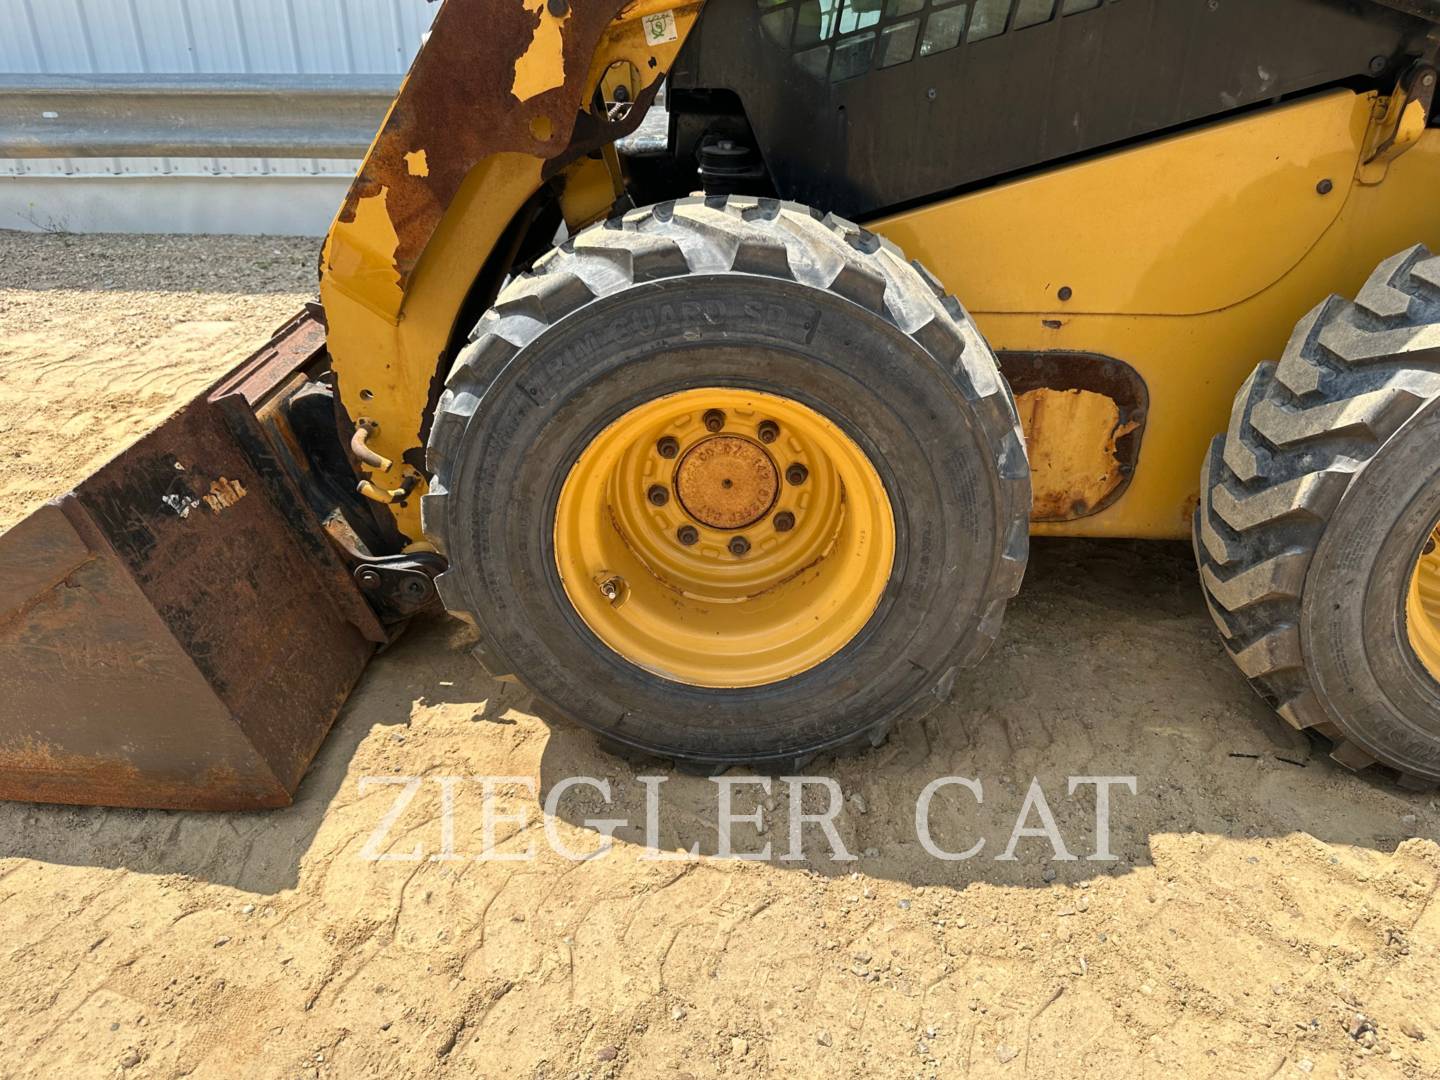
top-left (0, 311), bottom-right (386, 812)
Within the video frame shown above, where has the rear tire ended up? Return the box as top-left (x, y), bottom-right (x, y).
top-left (1196, 245), bottom-right (1440, 788)
top-left (424, 197), bottom-right (1030, 771)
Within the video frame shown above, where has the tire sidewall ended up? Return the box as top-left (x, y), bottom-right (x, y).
top-left (445, 274), bottom-right (1012, 763)
top-left (1305, 397), bottom-right (1440, 781)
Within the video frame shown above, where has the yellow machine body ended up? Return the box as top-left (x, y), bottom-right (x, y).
top-left (879, 91), bottom-right (1440, 539)
top-left (318, 2), bottom-right (1440, 544)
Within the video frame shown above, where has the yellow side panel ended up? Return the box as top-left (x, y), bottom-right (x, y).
top-left (882, 92), bottom-right (1367, 316)
top-left (875, 92), bottom-right (1440, 539)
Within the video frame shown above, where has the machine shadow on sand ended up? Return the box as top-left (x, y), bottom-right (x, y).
top-left (1, 539), bottom-right (1432, 896)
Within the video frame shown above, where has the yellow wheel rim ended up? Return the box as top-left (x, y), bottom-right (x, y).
top-left (1406, 523), bottom-right (1440, 682)
top-left (554, 388), bottom-right (896, 688)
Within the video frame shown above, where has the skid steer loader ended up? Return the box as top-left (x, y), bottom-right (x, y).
top-left (5, 0), bottom-right (1440, 810)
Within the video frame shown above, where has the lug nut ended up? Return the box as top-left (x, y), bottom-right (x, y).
top-left (728, 535), bottom-right (751, 557)
top-left (773, 511), bottom-right (795, 532)
top-left (786, 463), bottom-right (809, 486)
top-left (599, 577), bottom-right (622, 601)
top-left (647, 484), bottom-right (669, 507)
top-left (703, 409), bottom-right (726, 432)
top-left (677, 525), bottom-right (699, 546)
top-left (757, 420), bottom-right (780, 444)
top-left (657, 435), bottom-right (679, 459)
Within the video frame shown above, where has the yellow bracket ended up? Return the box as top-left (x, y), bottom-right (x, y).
top-left (1358, 64), bottom-right (1436, 185)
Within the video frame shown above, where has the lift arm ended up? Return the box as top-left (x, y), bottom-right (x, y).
top-left (319, 0), bottom-right (704, 542)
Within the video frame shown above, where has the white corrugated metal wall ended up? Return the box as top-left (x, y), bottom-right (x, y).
top-left (0, 0), bottom-right (437, 234)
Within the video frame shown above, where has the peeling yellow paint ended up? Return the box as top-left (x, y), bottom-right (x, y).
top-left (512, 0), bottom-right (569, 102)
top-left (404, 149), bottom-right (430, 177)
top-left (321, 187), bottom-right (405, 321)
top-left (1017, 388), bottom-right (1138, 521)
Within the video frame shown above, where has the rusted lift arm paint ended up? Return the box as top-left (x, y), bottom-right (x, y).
top-left (319, 0), bottom-right (703, 543)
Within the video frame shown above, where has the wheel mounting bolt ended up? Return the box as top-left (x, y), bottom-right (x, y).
top-left (656, 435), bottom-right (680, 459)
top-left (703, 409), bottom-right (726, 433)
top-left (786, 463), bottom-right (809, 486)
top-left (599, 577), bottom-right (623, 601)
top-left (677, 525), bottom-right (699, 546)
top-left (728, 535), bottom-right (750, 557)
top-left (647, 484), bottom-right (669, 507)
top-left (773, 511), bottom-right (795, 532)
top-left (757, 420), bottom-right (780, 444)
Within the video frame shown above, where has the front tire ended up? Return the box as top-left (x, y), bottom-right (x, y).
top-left (1197, 245), bottom-right (1440, 788)
top-left (424, 197), bottom-right (1030, 770)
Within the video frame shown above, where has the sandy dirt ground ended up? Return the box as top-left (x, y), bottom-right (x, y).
top-left (0, 230), bottom-right (315, 532)
top-left (2, 230), bottom-right (1439, 1080)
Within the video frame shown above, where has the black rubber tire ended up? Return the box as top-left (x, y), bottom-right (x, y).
top-left (1196, 245), bottom-right (1440, 788)
top-left (423, 196), bottom-right (1030, 772)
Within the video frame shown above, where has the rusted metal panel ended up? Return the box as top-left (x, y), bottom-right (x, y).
top-left (998, 351), bottom-right (1148, 522)
top-left (335, 0), bottom-right (646, 289)
top-left (210, 310), bottom-right (395, 644)
top-left (0, 313), bottom-right (378, 811)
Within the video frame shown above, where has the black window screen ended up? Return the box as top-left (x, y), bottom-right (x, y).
top-left (758, 0), bottom-right (1101, 82)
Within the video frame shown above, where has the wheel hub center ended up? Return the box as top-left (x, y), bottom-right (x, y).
top-left (675, 435), bottom-right (778, 529)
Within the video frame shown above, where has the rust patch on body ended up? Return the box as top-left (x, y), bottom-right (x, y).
top-left (998, 350), bottom-right (1148, 522)
top-left (1017, 389), bottom-right (1138, 521)
top-left (332, 0), bottom-right (638, 290)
